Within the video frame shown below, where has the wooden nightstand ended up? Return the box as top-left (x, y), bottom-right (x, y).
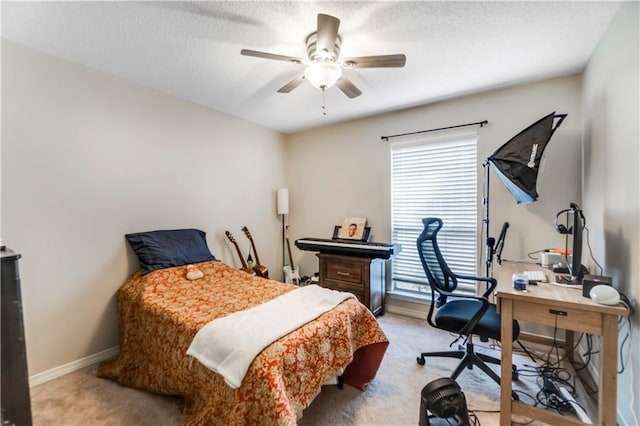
top-left (317, 253), bottom-right (385, 316)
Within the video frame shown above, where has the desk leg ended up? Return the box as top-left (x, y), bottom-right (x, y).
top-left (565, 329), bottom-right (574, 363)
top-left (500, 299), bottom-right (514, 426)
top-left (599, 315), bottom-right (618, 426)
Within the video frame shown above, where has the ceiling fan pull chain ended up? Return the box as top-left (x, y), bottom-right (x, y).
top-left (322, 88), bottom-right (327, 116)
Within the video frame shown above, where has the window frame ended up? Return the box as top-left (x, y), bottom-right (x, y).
top-left (389, 128), bottom-right (479, 296)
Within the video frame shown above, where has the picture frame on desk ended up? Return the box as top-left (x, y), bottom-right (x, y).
top-left (333, 225), bottom-right (371, 242)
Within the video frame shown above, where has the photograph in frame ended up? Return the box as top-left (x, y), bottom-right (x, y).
top-left (334, 217), bottom-right (368, 240)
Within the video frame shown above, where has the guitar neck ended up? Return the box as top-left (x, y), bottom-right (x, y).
top-left (285, 237), bottom-right (296, 269)
top-left (234, 243), bottom-right (249, 269)
top-left (242, 227), bottom-right (262, 266)
top-left (284, 226), bottom-right (299, 284)
top-left (248, 238), bottom-right (262, 266)
top-left (225, 231), bottom-right (249, 269)
top-left (237, 228), bottom-right (268, 278)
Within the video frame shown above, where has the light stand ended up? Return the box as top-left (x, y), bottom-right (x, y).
top-left (482, 160), bottom-right (510, 278)
top-left (276, 188), bottom-right (289, 269)
top-left (482, 159), bottom-right (494, 278)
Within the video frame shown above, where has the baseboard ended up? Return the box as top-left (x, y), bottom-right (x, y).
top-left (518, 331), bottom-right (567, 347)
top-left (384, 291), bottom-right (428, 320)
top-left (385, 303), bottom-right (425, 319)
top-left (29, 346), bottom-right (120, 387)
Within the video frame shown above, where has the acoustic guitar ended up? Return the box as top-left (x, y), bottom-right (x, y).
top-left (241, 226), bottom-right (269, 278)
top-left (283, 225), bottom-right (300, 285)
top-left (224, 231), bottom-right (256, 276)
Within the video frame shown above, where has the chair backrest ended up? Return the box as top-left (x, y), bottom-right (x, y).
top-left (416, 217), bottom-right (459, 297)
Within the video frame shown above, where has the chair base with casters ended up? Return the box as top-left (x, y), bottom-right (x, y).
top-left (416, 339), bottom-right (520, 401)
top-left (416, 340), bottom-right (518, 380)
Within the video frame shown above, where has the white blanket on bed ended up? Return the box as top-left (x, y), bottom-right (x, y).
top-left (186, 284), bottom-right (355, 388)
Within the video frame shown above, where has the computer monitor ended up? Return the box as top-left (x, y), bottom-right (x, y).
top-left (556, 202), bottom-right (586, 284)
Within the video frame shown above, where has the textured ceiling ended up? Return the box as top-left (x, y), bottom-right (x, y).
top-left (1, 1), bottom-right (621, 134)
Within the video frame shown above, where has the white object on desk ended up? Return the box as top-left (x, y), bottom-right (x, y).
top-left (522, 270), bottom-right (548, 283)
top-left (589, 285), bottom-right (620, 305)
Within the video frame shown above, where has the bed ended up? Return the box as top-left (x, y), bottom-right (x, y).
top-left (97, 229), bottom-right (388, 425)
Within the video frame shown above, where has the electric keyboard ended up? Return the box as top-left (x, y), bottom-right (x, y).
top-left (295, 237), bottom-right (401, 259)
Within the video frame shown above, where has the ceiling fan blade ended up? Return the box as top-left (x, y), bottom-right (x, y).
top-left (277, 75), bottom-right (306, 93)
top-left (241, 49), bottom-right (304, 64)
top-left (316, 14), bottom-right (340, 55)
top-left (336, 77), bottom-right (362, 99)
top-left (342, 54), bottom-right (406, 68)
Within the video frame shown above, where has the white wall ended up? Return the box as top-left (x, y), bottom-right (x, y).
top-left (582, 2), bottom-right (639, 424)
top-left (287, 75), bottom-right (583, 280)
top-left (1, 40), bottom-right (288, 375)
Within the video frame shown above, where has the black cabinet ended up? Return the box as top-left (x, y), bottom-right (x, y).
top-left (1, 248), bottom-right (32, 426)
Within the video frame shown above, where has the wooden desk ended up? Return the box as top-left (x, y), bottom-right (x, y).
top-left (495, 261), bottom-right (629, 426)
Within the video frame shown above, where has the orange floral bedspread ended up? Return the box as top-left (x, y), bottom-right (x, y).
top-left (97, 260), bottom-right (388, 425)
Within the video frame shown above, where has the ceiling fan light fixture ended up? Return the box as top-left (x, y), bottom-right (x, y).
top-left (304, 61), bottom-right (342, 90)
top-left (241, 13), bottom-right (405, 99)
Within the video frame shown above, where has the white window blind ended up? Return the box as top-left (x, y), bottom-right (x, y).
top-left (390, 130), bottom-right (478, 295)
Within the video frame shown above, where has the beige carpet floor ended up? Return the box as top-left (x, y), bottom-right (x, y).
top-left (30, 313), bottom-right (585, 425)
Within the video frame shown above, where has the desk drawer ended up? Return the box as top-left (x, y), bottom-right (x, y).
top-left (326, 263), bottom-right (362, 285)
top-left (512, 299), bottom-right (603, 335)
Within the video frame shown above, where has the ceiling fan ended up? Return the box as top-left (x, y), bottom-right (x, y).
top-left (240, 13), bottom-right (406, 99)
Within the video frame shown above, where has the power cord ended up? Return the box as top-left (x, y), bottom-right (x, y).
top-left (627, 340), bottom-right (639, 426)
top-left (535, 365), bottom-right (588, 416)
top-left (583, 226), bottom-right (604, 275)
top-left (466, 411), bottom-right (481, 425)
top-left (514, 323), bottom-right (593, 419)
top-left (526, 248), bottom-right (553, 261)
top-left (571, 337), bottom-right (600, 398)
top-left (514, 362), bottom-right (586, 415)
top-left (619, 294), bottom-right (635, 316)
top-left (617, 313), bottom-right (632, 374)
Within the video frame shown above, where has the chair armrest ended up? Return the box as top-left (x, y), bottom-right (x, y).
top-left (453, 273), bottom-right (497, 298)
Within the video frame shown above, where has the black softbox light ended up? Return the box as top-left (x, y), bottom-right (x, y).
top-left (482, 112), bottom-right (566, 275)
top-left (488, 112), bottom-right (566, 204)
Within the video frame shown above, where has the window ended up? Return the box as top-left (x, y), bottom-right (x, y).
top-left (390, 130), bottom-right (478, 295)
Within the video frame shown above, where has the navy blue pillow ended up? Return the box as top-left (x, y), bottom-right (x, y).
top-left (126, 229), bottom-right (216, 275)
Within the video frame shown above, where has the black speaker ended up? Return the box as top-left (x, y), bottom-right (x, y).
top-left (582, 275), bottom-right (612, 298)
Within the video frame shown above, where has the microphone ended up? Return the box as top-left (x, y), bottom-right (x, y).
top-left (495, 222), bottom-right (510, 265)
top-left (486, 237), bottom-right (495, 264)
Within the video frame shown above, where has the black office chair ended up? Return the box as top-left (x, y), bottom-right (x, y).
top-left (416, 217), bottom-right (520, 389)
